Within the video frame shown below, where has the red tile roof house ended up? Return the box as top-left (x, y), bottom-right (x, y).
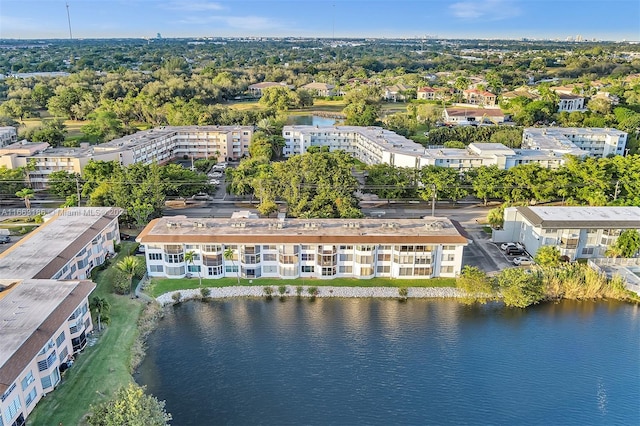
top-left (443, 108), bottom-right (507, 124)
top-left (462, 89), bottom-right (497, 106)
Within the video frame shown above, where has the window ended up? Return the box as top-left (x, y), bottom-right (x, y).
top-left (339, 245), bottom-right (353, 250)
top-left (4, 395), bottom-right (21, 421)
top-left (442, 245), bottom-right (456, 251)
top-left (21, 372), bottom-right (34, 391)
top-left (225, 265), bottom-right (239, 273)
top-left (582, 247), bottom-right (595, 255)
top-left (56, 332), bottom-right (65, 347)
top-left (359, 267), bottom-right (373, 276)
top-left (207, 266), bottom-right (223, 276)
top-left (187, 265), bottom-right (201, 273)
top-left (355, 255), bottom-right (373, 264)
top-left (263, 253), bottom-right (277, 262)
top-left (301, 265), bottom-right (315, 273)
top-left (203, 245), bottom-right (222, 252)
top-left (399, 267), bottom-right (413, 276)
top-left (377, 253), bottom-right (391, 262)
top-left (415, 267), bottom-right (431, 276)
top-left (59, 347), bottom-right (69, 363)
top-left (38, 351), bottom-right (57, 372)
top-left (322, 266), bottom-right (336, 276)
top-left (338, 265), bottom-right (352, 274)
top-left (262, 265), bottom-right (277, 274)
top-left (300, 253), bottom-right (315, 262)
top-left (25, 387), bottom-right (37, 406)
top-left (441, 266), bottom-right (454, 273)
top-left (166, 266), bottom-right (185, 276)
top-left (442, 254), bottom-right (455, 262)
top-left (148, 253), bottom-right (162, 261)
top-left (149, 265), bottom-right (164, 273)
top-left (355, 245), bottom-right (373, 252)
top-left (166, 253), bottom-right (184, 263)
top-left (339, 254), bottom-right (353, 262)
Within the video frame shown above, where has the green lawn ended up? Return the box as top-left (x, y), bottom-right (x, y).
top-left (28, 242), bottom-right (145, 426)
top-left (147, 276), bottom-right (458, 297)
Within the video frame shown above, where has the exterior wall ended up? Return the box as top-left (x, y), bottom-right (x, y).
top-left (143, 241), bottom-right (465, 280)
top-left (492, 207), bottom-right (634, 261)
top-left (0, 298), bottom-right (92, 426)
top-left (558, 96), bottom-right (585, 112)
top-left (0, 127), bottom-right (17, 148)
top-left (50, 217), bottom-right (120, 281)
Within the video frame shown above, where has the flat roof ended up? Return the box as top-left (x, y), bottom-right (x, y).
top-left (0, 207), bottom-right (121, 280)
top-left (516, 206), bottom-right (640, 229)
top-left (137, 217), bottom-right (470, 245)
top-left (0, 279), bottom-right (95, 393)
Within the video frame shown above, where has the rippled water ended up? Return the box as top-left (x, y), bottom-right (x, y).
top-left (136, 299), bottom-right (640, 425)
top-left (287, 115), bottom-right (337, 126)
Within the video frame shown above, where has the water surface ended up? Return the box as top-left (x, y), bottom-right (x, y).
top-left (136, 299), bottom-right (639, 425)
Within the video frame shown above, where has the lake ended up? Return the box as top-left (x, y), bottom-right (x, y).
top-left (287, 115), bottom-right (338, 126)
top-left (136, 298), bottom-right (640, 425)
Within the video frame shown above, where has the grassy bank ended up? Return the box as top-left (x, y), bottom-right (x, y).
top-left (28, 243), bottom-right (146, 426)
top-left (146, 276), bottom-right (457, 298)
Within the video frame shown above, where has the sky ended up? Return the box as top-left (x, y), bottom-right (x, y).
top-left (0, 0), bottom-right (639, 41)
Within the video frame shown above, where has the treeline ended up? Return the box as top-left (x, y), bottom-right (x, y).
top-left (48, 161), bottom-right (209, 226)
top-left (226, 148), bottom-right (362, 218)
top-left (458, 264), bottom-right (633, 308)
top-left (365, 154), bottom-right (640, 207)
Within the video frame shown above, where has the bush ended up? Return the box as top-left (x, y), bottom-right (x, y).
top-left (263, 286), bottom-right (274, 298)
top-left (171, 292), bottom-right (181, 303)
top-left (112, 270), bottom-right (131, 295)
top-left (307, 286), bottom-right (319, 297)
top-left (296, 286), bottom-right (303, 297)
top-left (200, 287), bottom-right (211, 298)
top-left (278, 285), bottom-right (287, 295)
top-left (398, 287), bottom-right (408, 299)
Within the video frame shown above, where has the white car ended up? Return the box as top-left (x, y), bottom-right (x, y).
top-left (513, 256), bottom-right (534, 266)
top-left (501, 242), bottom-right (524, 251)
top-left (209, 172), bottom-right (223, 178)
top-left (210, 180), bottom-right (220, 185)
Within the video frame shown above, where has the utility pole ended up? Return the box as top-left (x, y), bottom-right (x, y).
top-left (613, 180), bottom-right (620, 201)
top-left (75, 174), bottom-right (81, 206)
top-left (431, 184), bottom-right (436, 217)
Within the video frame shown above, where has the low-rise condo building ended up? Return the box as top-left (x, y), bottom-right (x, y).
top-left (137, 216), bottom-right (469, 280)
top-left (0, 207), bottom-right (121, 281)
top-left (0, 127), bottom-right (18, 148)
top-left (0, 279), bottom-right (95, 426)
top-left (522, 127), bottom-right (627, 158)
top-left (492, 206), bottom-right (640, 260)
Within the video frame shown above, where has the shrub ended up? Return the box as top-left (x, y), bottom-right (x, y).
top-left (278, 285), bottom-right (287, 295)
top-left (296, 286), bottom-right (303, 296)
top-left (171, 292), bottom-right (181, 303)
top-left (112, 270), bottom-right (131, 295)
top-left (307, 286), bottom-right (319, 297)
top-left (200, 287), bottom-right (211, 298)
top-left (398, 287), bottom-right (409, 299)
top-left (263, 286), bottom-right (274, 298)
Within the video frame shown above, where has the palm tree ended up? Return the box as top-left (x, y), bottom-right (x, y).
top-left (224, 247), bottom-right (240, 285)
top-left (90, 296), bottom-right (110, 332)
top-left (184, 250), bottom-right (202, 286)
top-left (15, 188), bottom-right (35, 209)
top-left (116, 255), bottom-right (141, 298)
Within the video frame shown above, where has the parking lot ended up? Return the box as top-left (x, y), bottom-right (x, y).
top-left (462, 226), bottom-right (533, 274)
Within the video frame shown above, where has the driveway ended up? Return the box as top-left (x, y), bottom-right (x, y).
top-left (463, 226), bottom-right (513, 275)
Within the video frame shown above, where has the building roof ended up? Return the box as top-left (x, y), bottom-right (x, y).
top-left (0, 207), bottom-right (121, 280)
top-left (558, 93), bottom-right (584, 100)
top-left (445, 108), bottom-right (504, 118)
top-left (463, 89), bottom-right (495, 97)
top-left (302, 82), bottom-right (335, 90)
top-left (137, 217), bottom-right (470, 245)
top-left (248, 82), bottom-right (289, 89)
top-left (516, 206), bottom-right (640, 229)
top-left (0, 279), bottom-right (95, 394)
top-left (0, 140), bottom-right (50, 155)
top-left (418, 87), bottom-right (437, 92)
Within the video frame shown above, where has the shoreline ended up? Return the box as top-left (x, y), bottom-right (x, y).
top-left (156, 285), bottom-right (465, 305)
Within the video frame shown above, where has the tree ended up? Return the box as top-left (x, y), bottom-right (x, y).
top-left (48, 170), bottom-right (79, 197)
top-left (497, 268), bottom-right (545, 308)
top-left (487, 204), bottom-right (505, 229)
top-left (185, 250), bottom-right (202, 287)
top-left (613, 229), bottom-right (640, 258)
top-left (15, 188), bottom-right (35, 209)
top-left (224, 247), bottom-right (240, 285)
top-left (534, 245), bottom-right (560, 267)
top-left (23, 119), bottom-right (66, 147)
top-left (87, 383), bottom-right (171, 426)
top-left (90, 296), bottom-right (110, 332)
top-left (468, 166), bottom-right (507, 206)
top-left (457, 265), bottom-right (496, 304)
top-left (116, 256), bottom-right (141, 298)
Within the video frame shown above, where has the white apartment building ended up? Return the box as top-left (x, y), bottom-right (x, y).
top-left (282, 126), bottom-right (587, 171)
top-left (0, 127), bottom-right (18, 148)
top-left (0, 126), bottom-right (253, 188)
top-left (492, 206), bottom-right (640, 261)
top-left (137, 216), bottom-right (469, 280)
top-left (522, 127), bottom-right (627, 158)
top-left (0, 279), bottom-right (95, 426)
top-left (0, 207), bottom-right (122, 281)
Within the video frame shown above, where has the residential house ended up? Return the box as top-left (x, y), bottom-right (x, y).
top-left (383, 84), bottom-right (413, 102)
top-left (301, 82), bottom-right (336, 97)
top-left (462, 89), bottom-right (497, 106)
top-left (247, 81), bottom-right (294, 97)
top-left (443, 108), bottom-right (506, 124)
top-left (557, 93), bottom-right (586, 112)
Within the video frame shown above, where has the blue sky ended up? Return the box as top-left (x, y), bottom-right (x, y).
top-left (1, 0), bottom-right (639, 40)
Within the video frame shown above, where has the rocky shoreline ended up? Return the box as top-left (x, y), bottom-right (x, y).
top-left (156, 286), bottom-right (464, 305)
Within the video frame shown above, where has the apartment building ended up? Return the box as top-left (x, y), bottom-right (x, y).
top-left (0, 207), bottom-right (122, 281)
top-left (492, 206), bottom-right (640, 261)
top-left (0, 279), bottom-right (95, 426)
top-left (0, 126), bottom-right (253, 187)
top-left (0, 127), bottom-right (18, 148)
top-left (137, 216), bottom-right (469, 280)
top-left (282, 125), bottom-right (577, 171)
top-left (522, 127), bottom-right (627, 158)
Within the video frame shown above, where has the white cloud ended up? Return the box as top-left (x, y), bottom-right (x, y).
top-left (449, 0), bottom-right (522, 21)
top-left (164, 1), bottom-right (225, 12)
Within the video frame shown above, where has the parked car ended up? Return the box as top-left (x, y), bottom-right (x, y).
top-left (513, 256), bottom-right (534, 266)
top-left (501, 242), bottom-right (524, 251)
top-left (134, 245), bottom-right (146, 255)
top-left (0, 235), bottom-right (10, 244)
top-left (210, 179), bottom-right (220, 185)
top-left (506, 247), bottom-right (526, 256)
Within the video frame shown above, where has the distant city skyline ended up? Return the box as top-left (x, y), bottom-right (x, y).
top-left (0, 0), bottom-right (639, 41)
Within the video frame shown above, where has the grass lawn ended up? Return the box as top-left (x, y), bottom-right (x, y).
top-left (28, 242), bottom-right (145, 426)
top-left (147, 276), bottom-right (458, 297)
